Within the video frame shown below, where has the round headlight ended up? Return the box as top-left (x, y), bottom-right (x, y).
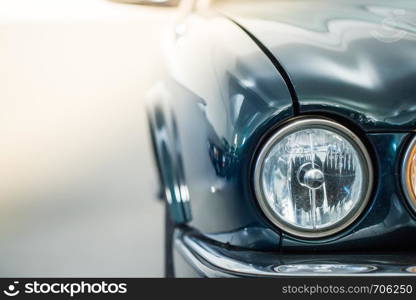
top-left (253, 118), bottom-right (373, 238)
top-left (402, 136), bottom-right (416, 213)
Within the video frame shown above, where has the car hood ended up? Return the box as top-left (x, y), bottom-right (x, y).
top-left (215, 0), bottom-right (416, 131)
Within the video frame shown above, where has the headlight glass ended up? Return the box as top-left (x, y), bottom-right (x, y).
top-left (254, 118), bottom-right (372, 238)
top-left (402, 136), bottom-right (416, 213)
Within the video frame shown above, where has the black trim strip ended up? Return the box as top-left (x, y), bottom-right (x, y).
top-left (227, 17), bottom-right (301, 115)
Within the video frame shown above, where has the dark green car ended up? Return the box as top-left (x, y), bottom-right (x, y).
top-left (147, 0), bottom-right (416, 277)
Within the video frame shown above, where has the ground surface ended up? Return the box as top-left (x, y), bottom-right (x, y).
top-left (0, 0), bottom-right (173, 277)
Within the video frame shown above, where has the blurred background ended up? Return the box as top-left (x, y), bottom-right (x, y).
top-left (0, 0), bottom-right (180, 277)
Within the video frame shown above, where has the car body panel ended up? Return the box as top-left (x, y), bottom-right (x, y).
top-left (148, 14), bottom-right (293, 249)
top-left (215, 0), bottom-right (416, 132)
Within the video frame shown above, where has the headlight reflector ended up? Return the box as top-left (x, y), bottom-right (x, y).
top-left (254, 118), bottom-right (372, 238)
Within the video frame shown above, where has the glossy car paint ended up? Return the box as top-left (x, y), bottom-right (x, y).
top-left (146, 0), bottom-right (416, 262)
top-left (147, 13), bottom-right (293, 250)
top-left (216, 0), bottom-right (416, 132)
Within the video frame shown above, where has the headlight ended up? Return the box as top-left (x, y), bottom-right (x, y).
top-left (402, 136), bottom-right (416, 213)
top-left (253, 118), bottom-right (373, 238)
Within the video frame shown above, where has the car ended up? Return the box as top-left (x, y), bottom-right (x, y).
top-left (146, 0), bottom-right (416, 277)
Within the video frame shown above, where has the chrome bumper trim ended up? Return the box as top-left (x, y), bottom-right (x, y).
top-left (175, 229), bottom-right (416, 277)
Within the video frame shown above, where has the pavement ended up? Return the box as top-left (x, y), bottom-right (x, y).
top-left (0, 0), bottom-right (176, 277)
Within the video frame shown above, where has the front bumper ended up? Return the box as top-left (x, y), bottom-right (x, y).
top-left (174, 228), bottom-right (416, 277)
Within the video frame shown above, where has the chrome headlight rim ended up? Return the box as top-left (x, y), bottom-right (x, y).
top-left (401, 135), bottom-right (416, 214)
top-left (253, 117), bottom-right (374, 239)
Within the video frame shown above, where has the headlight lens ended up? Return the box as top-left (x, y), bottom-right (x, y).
top-left (402, 136), bottom-right (416, 213)
top-left (254, 118), bottom-right (372, 238)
